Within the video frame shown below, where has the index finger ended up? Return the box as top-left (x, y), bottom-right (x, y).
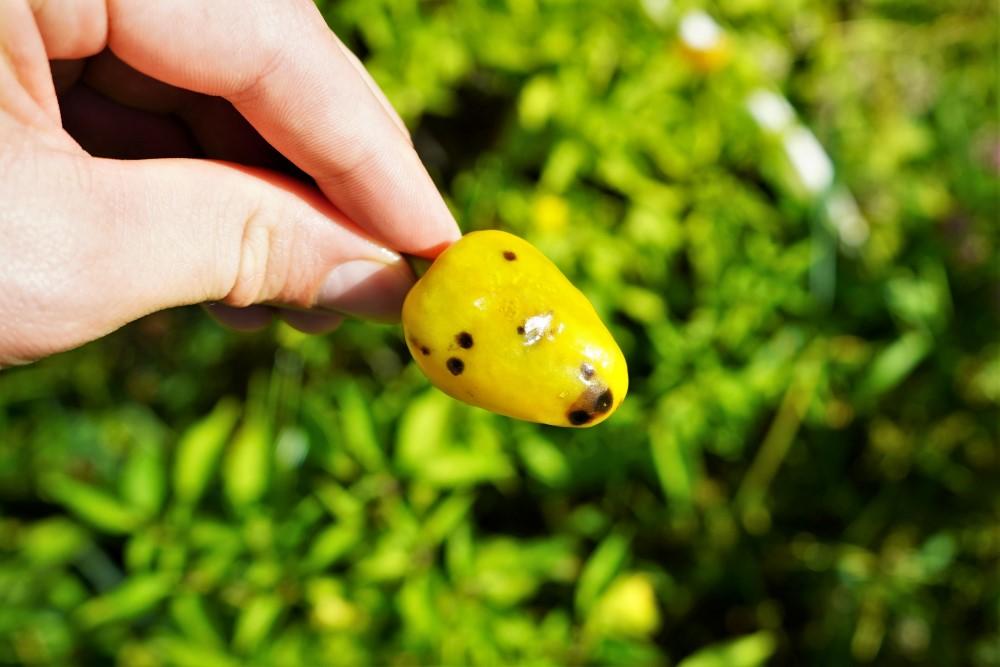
top-left (35, 0), bottom-right (461, 257)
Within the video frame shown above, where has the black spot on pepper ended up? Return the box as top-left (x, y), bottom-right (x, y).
top-left (567, 384), bottom-right (612, 424)
top-left (503, 251), bottom-right (517, 261)
top-left (456, 332), bottom-right (474, 348)
top-left (580, 363), bottom-right (595, 380)
top-left (446, 357), bottom-right (465, 375)
top-left (517, 325), bottom-right (525, 335)
top-left (410, 336), bottom-right (431, 355)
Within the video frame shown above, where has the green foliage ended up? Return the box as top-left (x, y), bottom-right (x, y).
top-left (676, 631), bottom-right (776, 667)
top-left (2, 0), bottom-right (998, 665)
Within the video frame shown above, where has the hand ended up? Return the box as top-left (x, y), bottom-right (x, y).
top-left (0, 0), bottom-right (460, 368)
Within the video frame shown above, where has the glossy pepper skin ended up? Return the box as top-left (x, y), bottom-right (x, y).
top-left (402, 230), bottom-right (628, 427)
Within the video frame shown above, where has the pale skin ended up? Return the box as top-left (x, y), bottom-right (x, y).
top-left (0, 0), bottom-right (461, 369)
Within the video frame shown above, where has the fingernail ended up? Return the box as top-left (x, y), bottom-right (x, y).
top-left (316, 260), bottom-right (413, 322)
top-left (279, 309), bottom-right (344, 335)
top-left (203, 303), bottom-right (275, 332)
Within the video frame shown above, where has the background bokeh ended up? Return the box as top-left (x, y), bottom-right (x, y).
top-left (2, 0), bottom-right (998, 665)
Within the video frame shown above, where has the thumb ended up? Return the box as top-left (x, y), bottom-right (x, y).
top-left (3, 154), bottom-right (415, 363)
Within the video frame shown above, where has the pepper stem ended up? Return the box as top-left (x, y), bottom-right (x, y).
top-left (403, 254), bottom-right (433, 278)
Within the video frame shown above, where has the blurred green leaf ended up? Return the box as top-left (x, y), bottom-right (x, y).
top-left (541, 139), bottom-right (588, 192)
top-left (396, 389), bottom-right (453, 471)
top-left (576, 533), bottom-right (630, 615)
top-left (306, 578), bottom-right (363, 632)
top-left (41, 474), bottom-right (144, 535)
top-left (223, 412), bottom-right (271, 510)
top-left (649, 387), bottom-right (706, 511)
top-left (338, 383), bottom-right (386, 471)
top-left (173, 398), bottom-right (241, 507)
top-left (154, 636), bottom-right (240, 667)
top-left (885, 263), bottom-right (951, 332)
top-left (917, 533), bottom-right (957, 578)
top-left (357, 536), bottom-right (414, 583)
top-left (517, 433), bottom-right (571, 488)
top-left (120, 441), bottom-right (166, 519)
top-left (649, 427), bottom-right (698, 510)
top-left (76, 572), bottom-right (177, 627)
top-left (446, 521), bottom-right (474, 582)
top-left (170, 593), bottom-right (224, 648)
top-left (519, 74), bottom-right (559, 129)
top-left (233, 593), bottom-right (284, 654)
top-left (399, 573), bottom-right (437, 641)
top-left (418, 450), bottom-right (514, 488)
top-left (314, 481), bottom-right (364, 520)
top-left (124, 529), bottom-right (158, 572)
top-left (21, 518), bottom-right (89, 567)
top-left (475, 541), bottom-right (541, 607)
top-left (619, 286), bottom-right (667, 324)
top-left (676, 631), bottom-right (777, 667)
top-left (420, 493), bottom-right (473, 546)
top-left (301, 521), bottom-right (362, 573)
top-left (857, 331), bottom-right (933, 403)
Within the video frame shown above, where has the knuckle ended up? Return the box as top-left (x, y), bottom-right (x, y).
top-left (221, 201), bottom-right (306, 309)
top-left (222, 208), bottom-right (274, 308)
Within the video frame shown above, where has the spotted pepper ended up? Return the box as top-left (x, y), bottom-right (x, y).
top-left (402, 230), bottom-right (628, 427)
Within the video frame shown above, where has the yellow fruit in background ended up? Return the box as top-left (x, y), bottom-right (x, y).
top-left (679, 39), bottom-right (731, 72)
top-left (677, 10), bottom-right (731, 73)
top-left (588, 573), bottom-right (661, 638)
top-left (532, 193), bottom-right (570, 233)
top-left (402, 231), bottom-right (627, 428)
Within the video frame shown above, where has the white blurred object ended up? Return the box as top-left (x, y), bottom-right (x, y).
top-left (746, 90), bottom-right (795, 133)
top-left (680, 11), bottom-right (723, 51)
top-left (783, 127), bottom-right (835, 194)
top-left (276, 427), bottom-right (309, 468)
top-left (746, 89), bottom-right (835, 195)
top-left (825, 188), bottom-right (870, 249)
top-left (746, 87), bottom-right (868, 248)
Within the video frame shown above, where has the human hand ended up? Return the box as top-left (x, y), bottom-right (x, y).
top-left (0, 0), bottom-right (460, 368)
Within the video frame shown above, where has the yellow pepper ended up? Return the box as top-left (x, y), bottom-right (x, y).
top-left (402, 231), bottom-right (628, 427)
